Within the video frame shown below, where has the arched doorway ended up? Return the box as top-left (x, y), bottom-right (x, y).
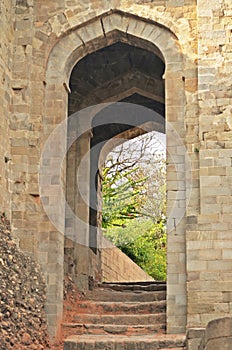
top-left (65, 41), bottom-right (165, 281)
top-left (43, 11), bottom-right (187, 336)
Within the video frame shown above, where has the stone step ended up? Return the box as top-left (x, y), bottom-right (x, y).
top-left (62, 283), bottom-right (169, 348)
top-left (100, 281), bottom-right (166, 286)
top-left (62, 323), bottom-right (166, 336)
top-left (64, 334), bottom-right (186, 350)
top-left (98, 281), bottom-right (166, 292)
top-left (71, 312), bottom-right (166, 325)
top-left (86, 289), bottom-right (166, 302)
top-left (64, 300), bottom-right (166, 315)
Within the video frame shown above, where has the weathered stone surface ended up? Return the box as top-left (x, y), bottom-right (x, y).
top-left (101, 237), bottom-right (154, 282)
top-left (64, 334), bottom-right (186, 350)
top-left (0, 0), bottom-right (232, 345)
top-left (61, 281), bottom-right (186, 349)
top-left (198, 318), bottom-right (232, 350)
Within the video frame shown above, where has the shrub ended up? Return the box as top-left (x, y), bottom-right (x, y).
top-left (104, 218), bottom-right (166, 281)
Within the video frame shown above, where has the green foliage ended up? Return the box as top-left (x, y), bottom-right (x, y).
top-left (101, 132), bottom-right (167, 281)
top-left (102, 165), bottom-right (147, 228)
top-left (104, 219), bottom-right (166, 281)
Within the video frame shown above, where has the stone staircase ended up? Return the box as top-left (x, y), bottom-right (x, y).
top-left (62, 281), bottom-right (186, 350)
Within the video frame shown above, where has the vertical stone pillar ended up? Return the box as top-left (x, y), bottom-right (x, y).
top-left (165, 71), bottom-right (187, 334)
top-left (65, 109), bottom-right (103, 290)
top-left (39, 82), bottom-right (68, 338)
top-left (65, 126), bottom-right (92, 290)
top-left (75, 131), bottom-right (91, 248)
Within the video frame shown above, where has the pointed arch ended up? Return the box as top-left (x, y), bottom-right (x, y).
top-left (43, 10), bottom-right (188, 336)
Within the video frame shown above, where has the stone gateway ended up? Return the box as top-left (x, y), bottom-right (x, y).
top-left (0, 0), bottom-right (231, 349)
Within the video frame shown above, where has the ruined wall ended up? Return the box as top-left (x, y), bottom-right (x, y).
top-left (0, 0), bottom-right (13, 216)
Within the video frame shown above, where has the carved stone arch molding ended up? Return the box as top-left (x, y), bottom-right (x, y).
top-left (46, 10), bottom-right (183, 84)
top-left (43, 10), bottom-right (187, 337)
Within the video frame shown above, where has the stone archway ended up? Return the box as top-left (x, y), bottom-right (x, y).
top-left (66, 41), bottom-right (166, 283)
top-left (43, 10), bottom-right (187, 336)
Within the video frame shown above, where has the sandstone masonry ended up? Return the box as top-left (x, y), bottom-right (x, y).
top-left (0, 1), bottom-right (231, 349)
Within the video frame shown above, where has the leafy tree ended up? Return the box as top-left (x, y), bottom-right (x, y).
top-left (101, 131), bottom-right (166, 227)
top-left (101, 131), bottom-right (167, 280)
top-left (102, 163), bottom-right (147, 228)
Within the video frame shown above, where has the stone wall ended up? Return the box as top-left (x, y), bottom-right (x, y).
top-left (0, 0), bottom-right (13, 217)
top-left (10, 0), bottom-right (38, 255)
top-left (186, 0), bottom-right (232, 330)
top-left (41, 4), bottom-right (193, 333)
top-left (101, 237), bottom-right (154, 282)
top-left (1, 0), bottom-right (231, 343)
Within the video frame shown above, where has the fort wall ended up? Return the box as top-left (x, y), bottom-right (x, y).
top-left (0, 0), bottom-right (13, 217)
top-left (0, 0), bottom-right (231, 343)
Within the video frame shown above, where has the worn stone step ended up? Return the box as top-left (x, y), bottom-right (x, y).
top-left (71, 312), bottom-right (166, 325)
top-left (98, 282), bottom-right (166, 292)
top-left (86, 289), bottom-right (166, 302)
top-left (65, 300), bottom-right (166, 315)
top-left (99, 281), bottom-right (166, 286)
top-left (62, 323), bottom-right (166, 336)
top-left (64, 334), bottom-right (186, 350)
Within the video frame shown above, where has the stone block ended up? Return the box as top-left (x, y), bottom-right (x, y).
top-left (208, 260), bottom-right (232, 271)
top-left (126, 17), bottom-right (146, 38)
top-left (187, 337), bottom-right (202, 350)
top-left (199, 272), bottom-right (220, 281)
top-left (205, 317), bottom-right (232, 341)
top-left (206, 338), bottom-right (232, 350)
top-left (201, 203), bottom-right (221, 215)
top-left (222, 249), bottom-right (232, 260)
top-left (187, 260), bottom-right (207, 272)
top-left (78, 20), bottom-right (104, 44)
top-left (102, 13), bottom-right (122, 34)
top-left (187, 239), bottom-right (214, 250)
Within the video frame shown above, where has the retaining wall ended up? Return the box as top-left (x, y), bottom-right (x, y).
top-left (101, 236), bottom-right (154, 282)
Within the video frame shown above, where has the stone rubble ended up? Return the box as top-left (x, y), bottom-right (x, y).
top-left (0, 214), bottom-right (50, 350)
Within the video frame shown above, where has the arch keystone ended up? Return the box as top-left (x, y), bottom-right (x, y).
top-left (101, 12), bottom-right (130, 34)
